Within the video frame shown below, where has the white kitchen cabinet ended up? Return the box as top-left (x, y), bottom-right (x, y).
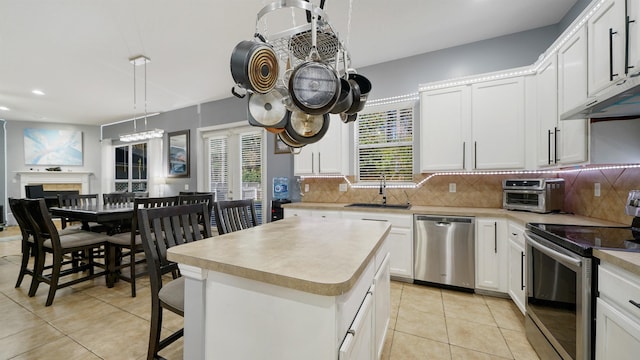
top-left (536, 55), bottom-right (560, 167)
top-left (507, 222), bottom-right (526, 314)
top-left (588, 0), bottom-right (626, 95)
top-left (537, 51), bottom-right (589, 166)
top-left (339, 292), bottom-right (374, 360)
top-left (294, 114), bottom-right (350, 175)
top-left (596, 261), bottom-right (640, 359)
top-left (420, 85), bottom-right (470, 171)
top-left (419, 75), bottom-right (526, 171)
top-left (471, 77), bottom-right (525, 170)
top-left (342, 211), bottom-right (413, 280)
top-left (284, 208), bottom-right (341, 219)
top-left (475, 218), bottom-right (508, 293)
top-left (559, 25), bottom-right (589, 114)
top-left (373, 254), bottom-right (391, 359)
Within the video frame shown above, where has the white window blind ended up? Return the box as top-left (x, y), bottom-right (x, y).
top-left (208, 136), bottom-right (229, 201)
top-left (356, 104), bottom-right (414, 182)
top-left (240, 132), bottom-right (262, 202)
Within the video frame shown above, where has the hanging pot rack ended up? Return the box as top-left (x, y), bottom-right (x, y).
top-left (230, 0), bottom-right (368, 151)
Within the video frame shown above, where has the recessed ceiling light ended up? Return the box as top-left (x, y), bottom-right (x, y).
top-left (32, 89), bottom-right (45, 95)
top-left (0, 106), bottom-right (9, 111)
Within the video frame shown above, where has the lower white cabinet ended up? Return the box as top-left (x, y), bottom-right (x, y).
top-left (339, 292), bottom-right (374, 360)
top-left (283, 208), bottom-right (342, 219)
top-left (596, 262), bottom-right (640, 359)
top-left (507, 222), bottom-right (526, 314)
top-left (475, 218), bottom-right (508, 293)
top-left (342, 211), bottom-right (413, 280)
top-left (373, 254), bottom-right (391, 359)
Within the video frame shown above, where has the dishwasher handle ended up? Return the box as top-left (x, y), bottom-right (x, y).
top-left (415, 215), bottom-right (474, 224)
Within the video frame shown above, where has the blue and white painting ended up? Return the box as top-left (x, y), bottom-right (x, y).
top-left (24, 128), bottom-right (83, 165)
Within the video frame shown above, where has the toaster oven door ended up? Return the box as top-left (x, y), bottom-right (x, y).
top-left (503, 190), bottom-right (543, 212)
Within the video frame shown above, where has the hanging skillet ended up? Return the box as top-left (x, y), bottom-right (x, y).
top-left (247, 88), bottom-right (288, 128)
top-left (288, 12), bottom-right (340, 115)
top-left (285, 110), bottom-right (330, 145)
top-left (230, 34), bottom-right (278, 94)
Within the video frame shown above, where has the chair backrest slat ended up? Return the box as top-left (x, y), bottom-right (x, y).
top-left (213, 199), bottom-right (258, 235)
top-left (58, 193), bottom-right (99, 207)
top-left (9, 198), bottom-right (34, 239)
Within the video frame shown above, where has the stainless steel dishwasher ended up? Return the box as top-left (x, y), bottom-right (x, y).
top-left (414, 215), bottom-right (475, 290)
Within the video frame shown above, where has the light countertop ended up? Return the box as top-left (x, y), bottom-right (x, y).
top-left (167, 216), bottom-right (391, 296)
top-left (594, 249), bottom-right (640, 277)
top-left (282, 202), bottom-right (625, 227)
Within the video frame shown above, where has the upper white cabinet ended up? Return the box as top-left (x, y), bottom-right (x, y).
top-left (420, 75), bottom-right (526, 172)
top-left (294, 114), bottom-right (350, 176)
top-left (588, 0), bottom-right (627, 95)
top-left (420, 86), bottom-right (470, 171)
top-left (471, 77), bottom-right (526, 170)
top-left (538, 41), bottom-right (589, 167)
top-left (536, 55), bottom-right (560, 167)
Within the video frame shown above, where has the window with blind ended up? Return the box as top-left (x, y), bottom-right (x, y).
top-left (356, 103), bottom-right (414, 182)
top-left (205, 126), bottom-right (264, 224)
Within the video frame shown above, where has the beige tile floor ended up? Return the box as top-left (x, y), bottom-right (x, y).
top-left (0, 226), bottom-right (540, 360)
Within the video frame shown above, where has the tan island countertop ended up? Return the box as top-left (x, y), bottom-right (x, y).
top-left (167, 216), bottom-right (391, 296)
top-left (594, 249), bottom-right (640, 277)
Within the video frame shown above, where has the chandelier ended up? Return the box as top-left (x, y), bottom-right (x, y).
top-left (119, 55), bottom-right (164, 142)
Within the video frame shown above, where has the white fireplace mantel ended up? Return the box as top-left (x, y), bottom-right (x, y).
top-left (16, 171), bottom-right (93, 197)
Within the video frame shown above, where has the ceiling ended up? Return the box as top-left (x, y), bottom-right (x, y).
top-left (0, 0), bottom-right (578, 126)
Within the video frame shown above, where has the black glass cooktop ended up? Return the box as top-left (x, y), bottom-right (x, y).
top-left (527, 223), bottom-right (640, 256)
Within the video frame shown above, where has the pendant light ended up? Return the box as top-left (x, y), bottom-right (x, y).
top-left (119, 55), bottom-right (164, 142)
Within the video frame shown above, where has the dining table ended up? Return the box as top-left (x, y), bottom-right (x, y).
top-left (49, 203), bottom-right (134, 234)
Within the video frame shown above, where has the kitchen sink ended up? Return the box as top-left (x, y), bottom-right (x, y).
top-left (345, 203), bottom-right (412, 210)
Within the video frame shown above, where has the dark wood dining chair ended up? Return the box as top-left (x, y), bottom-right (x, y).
top-left (178, 193), bottom-right (215, 235)
top-left (137, 203), bottom-right (212, 360)
top-left (9, 198), bottom-right (37, 289)
top-left (22, 198), bottom-right (112, 306)
top-left (107, 196), bottom-right (179, 297)
top-left (212, 199), bottom-right (259, 235)
top-left (57, 193), bottom-right (100, 229)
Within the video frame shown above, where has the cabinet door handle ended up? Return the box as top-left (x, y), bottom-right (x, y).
top-left (462, 142), bottom-right (466, 169)
top-left (494, 222), bottom-right (497, 253)
top-left (630, 300), bottom-right (640, 309)
top-left (474, 141), bottom-right (478, 170)
top-left (520, 251), bottom-right (525, 290)
top-left (547, 129), bottom-right (552, 165)
top-left (626, 15), bottom-right (635, 73)
top-left (318, 152), bottom-right (321, 173)
top-left (554, 127), bottom-right (559, 163)
top-left (311, 153), bottom-right (315, 173)
top-left (610, 28), bottom-right (619, 81)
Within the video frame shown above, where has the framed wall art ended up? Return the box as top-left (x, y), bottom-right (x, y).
top-left (168, 130), bottom-right (190, 178)
top-left (24, 128), bottom-right (83, 166)
top-left (274, 135), bottom-right (290, 154)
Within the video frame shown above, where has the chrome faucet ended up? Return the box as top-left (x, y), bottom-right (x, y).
top-left (379, 174), bottom-right (387, 205)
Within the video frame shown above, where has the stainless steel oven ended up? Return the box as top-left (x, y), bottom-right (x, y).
top-left (525, 230), bottom-right (592, 360)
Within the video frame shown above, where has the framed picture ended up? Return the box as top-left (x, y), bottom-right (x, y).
top-left (24, 128), bottom-right (83, 165)
top-left (274, 135), bottom-right (290, 154)
top-left (167, 130), bottom-right (190, 178)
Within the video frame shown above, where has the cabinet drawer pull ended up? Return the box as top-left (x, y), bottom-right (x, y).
top-left (361, 218), bottom-right (388, 222)
top-left (630, 300), bottom-right (640, 309)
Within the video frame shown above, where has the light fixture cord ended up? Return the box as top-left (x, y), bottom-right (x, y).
top-left (144, 58), bottom-right (148, 131)
top-left (133, 61), bottom-right (137, 133)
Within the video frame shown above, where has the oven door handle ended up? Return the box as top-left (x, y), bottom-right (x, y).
top-left (525, 232), bottom-right (582, 269)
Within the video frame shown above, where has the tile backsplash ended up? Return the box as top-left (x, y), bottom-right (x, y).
top-left (298, 167), bottom-right (640, 225)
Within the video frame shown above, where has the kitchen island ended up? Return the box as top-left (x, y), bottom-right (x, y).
top-left (167, 216), bottom-right (392, 360)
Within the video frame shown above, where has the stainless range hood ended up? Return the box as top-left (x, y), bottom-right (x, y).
top-left (561, 74), bottom-right (640, 120)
